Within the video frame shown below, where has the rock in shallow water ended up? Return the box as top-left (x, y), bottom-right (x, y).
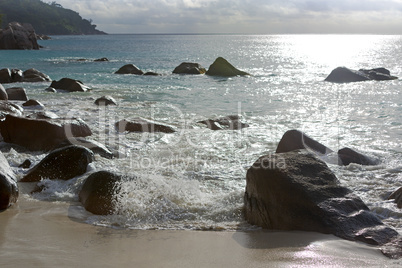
top-left (115, 64), bottom-right (143, 75)
top-left (173, 62), bottom-right (206, 74)
top-left (198, 115), bottom-right (249, 130)
top-left (0, 151), bottom-right (18, 210)
top-left (50, 78), bottom-right (90, 92)
top-left (325, 67), bottom-right (397, 83)
top-left (0, 114), bottom-right (92, 151)
top-left (244, 151), bottom-right (399, 248)
top-left (206, 57), bottom-right (250, 77)
top-left (388, 187), bottom-right (402, 209)
top-left (79, 171), bottom-right (123, 215)
top-left (116, 118), bottom-right (176, 133)
top-left (20, 145), bottom-right (94, 182)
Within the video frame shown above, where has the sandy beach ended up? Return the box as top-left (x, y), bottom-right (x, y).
top-left (0, 190), bottom-right (400, 268)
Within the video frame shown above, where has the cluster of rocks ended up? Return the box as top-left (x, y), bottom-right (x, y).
top-left (325, 67), bottom-right (398, 83)
top-left (0, 68), bottom-right (51, 83)
top-left (244, 129), bottom-right (402, 259)
top-left (115, 57), bottom-right (250, 77)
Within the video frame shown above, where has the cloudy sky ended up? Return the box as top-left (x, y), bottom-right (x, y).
top-left (56, 0), bottom-right (402, 34)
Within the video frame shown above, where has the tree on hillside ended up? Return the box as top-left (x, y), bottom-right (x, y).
top-left (0, 0), bottom-right (106, 35)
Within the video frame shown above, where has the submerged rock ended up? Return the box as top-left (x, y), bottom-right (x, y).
top-left (0, 114), bottom-right (92, 151)
top-left (198, 115), bottom-right (249, 130)
top-left (388, 187), bottom-right (402, 209)
top-left (0, 151), bottom-right (18, 210)
top-left (325, 67), bottom-right (397, 83)
top-left (115, 64), bottom-right (144, 75)
top-left (244, 151), bottom-right (400, 248)
top-left (116, 118), bottom-right (176, 133)
top-left (50, 78), bottom-right (90, 92)
top-left (79, 171), bottom-right (123, 215)
top-left (20, 145), bottom-right (94, 182)
top-left (173, 62), bottom-right (206, 74)
top-left (0, 22), bottom-right (40, 50)
top-left (206, 57), bottom-right (250, 77)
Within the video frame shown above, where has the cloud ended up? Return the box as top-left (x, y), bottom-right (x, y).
top-left (56, 0), bottom-right (402, 33)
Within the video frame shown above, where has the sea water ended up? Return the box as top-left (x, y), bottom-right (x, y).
top-left (1, 34), bottom-right (401, 231)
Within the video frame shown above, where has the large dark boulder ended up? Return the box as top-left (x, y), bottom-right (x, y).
top-left (337, 147), bottom-right (379, 166)
top-left (50, 78), bottom-right (90, 92)
top-left (116, 118), bottom-right (176, 133)
top-left (115, 64), bottom-right (144, 75)
top-left (325, 67), bottom-right (397, 83)
top-left (0, 22), bottom-right (40, 50)
top-left (198, 115), bottom-right (249, 130)
top-left (6, 87), bottom-right (28, 101)
top-left (79, 171), bottom-right (123, 215)
top-left (206, 57), bottom-right (250, 77)
top-left (173, 62), bottom-right (206, 74)
top-left (0, 151), bottom-right (18, 210)
top-left (0, 114), bottom-right (92, 151)
top-left (276, 129), bottom-right (333, 155)
top-left (388, 187), bottom-right (402, 209)
top-left (22, 68), bottom-right (51, 82)
top-left (20, 145), bottom-right (94, 182)
top-left (244, 151), bottom-right (400, 249)
top-left (0, 84), bottom-right (8, 100)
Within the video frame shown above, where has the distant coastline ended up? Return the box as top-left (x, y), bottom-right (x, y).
top-left (0, 0), bottom-right (106, 35)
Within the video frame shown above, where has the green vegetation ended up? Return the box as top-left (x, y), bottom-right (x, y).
top-left (0, 0), bottom-right (106, 35)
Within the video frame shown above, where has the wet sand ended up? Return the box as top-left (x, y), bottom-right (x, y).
top-left (0, 193), bottom-right (400, 267)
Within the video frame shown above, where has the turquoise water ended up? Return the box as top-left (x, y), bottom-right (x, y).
top-left (1, 34), bottom-right (401, 230)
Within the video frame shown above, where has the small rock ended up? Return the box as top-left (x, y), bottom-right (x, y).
top-left (115, 64), bottom-right (144, 75)
top-left (23, 99), bottom-right (44, 108)
top-left (198, 115), bottom-right (249, 130)
top-left (94, 95), bottom-right (117, 106)
top-left (94, 57), bottom-right (109, 62)
top-left (173, 62), bottom-right (206, 74)
top-left (116, 118), bottom-right (176, 133)
top-left (18, 159), bottom-right (31, 169)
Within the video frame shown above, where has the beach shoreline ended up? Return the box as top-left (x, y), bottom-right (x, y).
top-left (1, 192), bottom-right (400, 267)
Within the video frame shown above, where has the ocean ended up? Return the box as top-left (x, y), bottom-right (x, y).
top-left (1, 34), bottom-right (401, 232)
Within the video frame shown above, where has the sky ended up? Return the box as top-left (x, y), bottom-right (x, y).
top-left (55, 0), bottom-right (402, 34)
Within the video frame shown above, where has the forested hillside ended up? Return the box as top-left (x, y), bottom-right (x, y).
top-left (0, 0), bottom-right (106, 35)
